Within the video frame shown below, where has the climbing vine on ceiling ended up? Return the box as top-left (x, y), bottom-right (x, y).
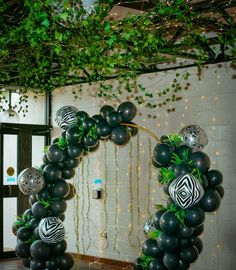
top-left (0, 0), bottom-right (235, 114)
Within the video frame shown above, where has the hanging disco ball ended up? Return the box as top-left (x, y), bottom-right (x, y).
top-left (55, 106), bottom-right (79, 130)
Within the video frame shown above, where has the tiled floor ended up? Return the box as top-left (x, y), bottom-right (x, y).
top-left (0, 258), bottom-right (132, 269)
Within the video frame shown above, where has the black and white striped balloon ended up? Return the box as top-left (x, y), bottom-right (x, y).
top-left (38, 217), bottom-right (65, 244)
top-left (55, 106), bottom-right (79, 130)
top-left (169, 173), bottom-right (204, 209)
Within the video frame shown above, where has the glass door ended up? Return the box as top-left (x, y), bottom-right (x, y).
top-left (0, 123), bottom-right (50, 260)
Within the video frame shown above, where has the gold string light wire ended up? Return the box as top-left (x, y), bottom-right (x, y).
top-left (103, 142), bottom-right (108, 233)
top-left (113, 146), bottom-right (120, 253)
top-left (81, 158), bottom-right (86, 254)
top-left (73, 170), bottom-right (80, 253)
top-left (128, 141), bottom-right (134, 244)
top-left (136, 133), bottom-right (141, 251)
top-left (86, 156), bottom-right (92, 251)
top-left (147, 138), bottom-right (152, 217)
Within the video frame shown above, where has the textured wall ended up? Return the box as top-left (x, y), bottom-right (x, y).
top-left (51, 62), bottom-right (236, 270)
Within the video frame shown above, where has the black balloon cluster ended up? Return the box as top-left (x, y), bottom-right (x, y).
top-left (13, 102), bottom-right (138, 270)
top-left (134, 133), bottom-right (224, 270)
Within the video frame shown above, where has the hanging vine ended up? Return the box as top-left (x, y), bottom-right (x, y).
top-left (85, 156), bottom-right (92, 251)
top-left (128, 141), bottom-right (134, 245)
top-left (0, 0), bottom-right (235, 114)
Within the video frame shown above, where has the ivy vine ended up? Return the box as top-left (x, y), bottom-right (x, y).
top-left (0, 0), bottom-right (235, 115)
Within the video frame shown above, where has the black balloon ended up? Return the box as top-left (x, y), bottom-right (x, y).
top-left (142, 239), bottom-right (163, 258)
top-left (32, 202), bottom-right (48, 219)
top-left (92, 114), bottom-right (105, 123)
top-left (179, 226), bottom-right (194, 238)
top-left (15, 241), bottom-right (30, 258)
top-left (29, 218), bottom-right (41, 230)
top-left (66, 126), bottom-right (83, 144)
top-left (215, 185), bottom-right (224, 198)
top-left (100, 105), bottom-right (115, 119)
top-left (97, 121), bottom-right (112, 139)
top-left (51, 180), bottom-right (70, 198)
top-left (127, 122), bottom-right (138, 137)
top-left (175, 145), bottom-right (192, 159)
top-left (82, 117), bottom-right (96, 132)
top-left (192, 224), bottom-right (204, 237)
top-left (17, 227), bottom-right (32, 242)
top-left (191, 237), bottom-right (203, 253)
top-left (22, 257), bottom-right (31, 268)
top-left (30, 259), bottom-right (45, 270)
top-left (63, 157), bottom-right (79, 169)
top-left (50, 199), bottom-right (67, 215)
top-left (110, 125), bottom-right (130, 145)
top-left (29, 194), bottom-right (38, 206)
top-left (36, 187), bottom-right (51, 201)
top-left (185, 206), bottom-right (205, 227)
top-left (61, 167), bottom-right (75, 179)
top-left (179, 245), bottom-right (199, 263)
top-left (149, 258), bottom-right (167, 270)
top-left (198, 189), bottom-right (221, 212)
top-left (163, 253), bottom-right (179, 269)
top-left (176, 259), bottom-right (190, 270)
top-left (206, 169), bottom-right (223, 188)
top-left (134, 257), bottom-right (144, 270)
top-left (153, 143), bottom-right (173, 166)
top-left (64, 183), bottom-right (76, 200)
top-left (75, 111), bottom-right (89, 124)
top-left (159, 211), bottom-right (181, 236)
top-left (51, 240), bottom-right (67, 256)
top-left (153, 210), bottom-right (166, 230)
top-left (46, 144), bottom-right (65, 163)
top-left (106, 111), bottom-right (122, 127)
top-left (173, 163), bottom-right (191, 177)
top-left (83, 134), bottom-right (98, 147)
top-left (59, 253), bottom-right (74, 270)
top-left (45, 257), bottom-right (60, 269)
top-left (189, 151), bottom-right (210, 174)
top-left (157, 232), bottom-right (179, 253)
top-left (30, 240), bottom-right (51, 260)
top-left (43, 164), bottom-right (62, 182)
top-left (67, 143), bottom-right (83, 159)
top-left (117, 101), bottom-right (137, 122)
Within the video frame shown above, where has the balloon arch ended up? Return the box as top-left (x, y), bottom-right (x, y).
top-left (13, 102), bottom-right (224, 270)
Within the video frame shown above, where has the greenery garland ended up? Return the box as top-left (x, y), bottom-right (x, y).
top-left (1, 0), bottom-right (235, 114)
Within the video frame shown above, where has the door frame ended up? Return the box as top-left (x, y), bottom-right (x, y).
top-left (0, 123), bottom-right (51, 260)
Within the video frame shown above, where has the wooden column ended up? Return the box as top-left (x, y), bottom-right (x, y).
top-left (17, 128), bottom-right (32, 215)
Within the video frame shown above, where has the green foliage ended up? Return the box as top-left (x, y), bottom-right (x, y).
top-left (163, 134), bottom-right (183, 148)
top-left (158, 167), bottom-right (175, 184)
top-left (56, 137), bottom-right (69, 150)
top-left (167, 204), bottom-right (186, 225)
top-left (87, 125), bottom-right (98, 140)
top-left (139, 255), bottom-right (153, 269)
top-left (148, 229), bottom-right (161, 240)
top-left (171, 153), bottom-right (183, 165)
top-left (0, 0), bottom-right (235, 115)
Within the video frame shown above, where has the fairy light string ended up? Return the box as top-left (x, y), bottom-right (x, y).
top-left (86, 156), bottom-right (92, 251)
top-left (113, 145), bottom-right (120, 253)
top-left (136, 133), bottom-right (141, 251)
top-left (128, 141), bottom-right (134, 244)
top-left (103, 142), bottom-right (108, 233)
top-left (73, 170), bottom-right (80, 253)
top-left (81, 158), bottom-right (86, 254)
top-left (147, 137), bottom-right (152, 217)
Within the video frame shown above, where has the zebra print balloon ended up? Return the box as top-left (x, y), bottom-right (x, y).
top-left (55, 106), bottom-right (79, 130)
top-left (169, 173), bottom-right (204, 209)
top-left (38, 217), bottom-right (65, 244)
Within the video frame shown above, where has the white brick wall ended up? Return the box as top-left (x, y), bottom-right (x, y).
top-left (52, 61), bottom-right (236, 270)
